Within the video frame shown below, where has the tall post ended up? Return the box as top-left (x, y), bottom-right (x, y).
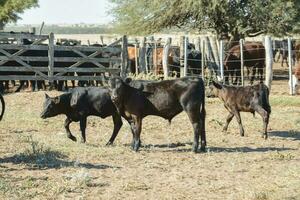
top-left (121, 35), bottom-right (128, 77)
top-left (219, 40), bottom-right (224, 82)
top-left (180, 36), bottom-right (185, 77)
top-left (265, 36), bottom-right (273, 91)
top-left (240, 39), bottom-right (244, 86)
top-left (48, 32), bottom-right (54, 84)
top-left (154, 41), bottom-right (157, 75)
top-left (139, 37), bottom-right (146, 73)
top-left (201, 39), bottom-right (205, 80)
top-left (134, 42), bottom-right (139, 74)
top-left (288, 37), bottom-right (295, 95)
top-left (162, 37), bottom-right (172, 79)
top-left (184, 36), bottom-right (188, 77)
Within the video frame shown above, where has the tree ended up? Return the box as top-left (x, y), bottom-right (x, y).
top-left (0, 0), bottom-right (38, 30)
top-left (109, 0), bottom-right (300, 42)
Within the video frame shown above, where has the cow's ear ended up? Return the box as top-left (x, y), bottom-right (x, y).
top-left (124, 77), bottom-right (132, 84)
top-left (45, 93), bottom-right (50, 99)
top-left (212, 81), bottom-right (223, 89)
top-left (53, 96), bottom-right (60, 104)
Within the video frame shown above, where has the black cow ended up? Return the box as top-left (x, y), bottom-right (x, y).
top-left (207, 81), bottom-right (271, 139)
top-left (40, 87), bottom-right (122, 144)
top-left (108, 76), bottom-right (206, 152)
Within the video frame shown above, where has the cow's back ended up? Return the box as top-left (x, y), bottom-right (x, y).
top-left (71, 87), bottom-right (116, 118)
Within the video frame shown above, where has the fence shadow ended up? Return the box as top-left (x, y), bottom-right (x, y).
top-left (269, 131), bottom-right (300, 141)
top-left (0, 150), bottom-right (120, 170)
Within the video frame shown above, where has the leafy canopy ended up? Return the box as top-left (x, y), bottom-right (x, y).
top-left (0, 0), bottom-right (38, 28)
top-left (109, 0), bottom-right (300, 39)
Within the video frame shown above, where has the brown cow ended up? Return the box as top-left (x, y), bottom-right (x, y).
top-left (207, 81), bottom-right (271, 139)
top-left (224, 42), bottom-right (265, 85)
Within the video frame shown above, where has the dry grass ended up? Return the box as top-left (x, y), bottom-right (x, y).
top-left (0, 79), bottom-right (300, 199)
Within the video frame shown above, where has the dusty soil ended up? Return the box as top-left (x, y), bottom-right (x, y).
top-left (0, 74), bottom-right (300, 200)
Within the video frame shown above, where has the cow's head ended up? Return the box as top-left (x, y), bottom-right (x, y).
top-left (207, 81), bottom-right (223, 98)
top-left (40, 93), bottom-right (62, 119)
top-left (108, 76), bottom-right (132, 103)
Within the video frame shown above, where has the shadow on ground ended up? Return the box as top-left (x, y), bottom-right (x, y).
top-left (269, 131), bottom-right (300, 141)
top-left (0, 150), bottom-right (120, 170)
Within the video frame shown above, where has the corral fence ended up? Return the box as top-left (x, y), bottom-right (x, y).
top-left (0, 32), bottom-right (298, 95)
top-left (0, 32), bottom-right (129, 84)
top-left (128, 35), bottom-right (298, 95)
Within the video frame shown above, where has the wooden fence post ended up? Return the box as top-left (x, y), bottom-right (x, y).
top-left (265, 36), bottom-right (273, 91)
top-left (184, 36), bottom-right (188, 77)
top-left (134, 41), bottom-right (139, 74)
top-left (219, 39), bottom-right (224, 82)
top-left (48, 32), bottom-right (54, 84)
top-left (240, 39), bottom-right (244, 86)
top-left (288, 37), bottom-right (295, 95)
top-left (163, 37), bottom-right (171, 79)
top-left (201, 38), bottom-right (205, 80)
top-left (180, 36), bottom-right (185, 77)
top-left (121, 35), bottom-right (128, 78)
top-left (139, 37), bottom-right (146, 73)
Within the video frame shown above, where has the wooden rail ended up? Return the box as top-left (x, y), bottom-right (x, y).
top-left (0, 32), bottom-right (127, 81)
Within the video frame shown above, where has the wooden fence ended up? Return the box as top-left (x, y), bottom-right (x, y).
top-left (0, 32), bottom-right (128, 82)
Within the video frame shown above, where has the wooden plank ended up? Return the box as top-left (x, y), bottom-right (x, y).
top-left (121, 35), bottom-right (128, 77)
top-left (0, 55), bottom-right (120, 63)
top-left (264, 36), bottom-right (273, 91)
top-left (48, 33), bottom-right (54, 81)
top-left (72, 48), bottom-right (114, 69)
top-left (139, 37), bottom-right (146, 73)
top-left (180, 36), bottom-right (185, 77)
top-left (0, 33), bottom-right (49, 40)
top-left (0, 43), bottom-right (49, 51)
top-left (240, 39), bottom-right (244, 86)
top-left (0, 49), bottom-right (48, 79)
top-left (183, 36), bottom-right (188, 77)
top-left (0, 75), bottom-right (109, 81)
top-left (163, 38), bottom-right (171, 79)
top-left (288, 37), bottom-right (294, 95)
top-left (54, 45), bottom-right (122, 54)
top-left (0, 66), bottom-right (120, 73)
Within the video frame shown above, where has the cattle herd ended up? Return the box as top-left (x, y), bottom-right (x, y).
top-left (37, 75), bottom-right (272, 153)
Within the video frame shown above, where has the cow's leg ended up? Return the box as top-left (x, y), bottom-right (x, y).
top-left (184, 106), bottom-right (204, 153)
top-left (254, 106), bottom-right (269, 139)
top-left (106, 113), bottom-right (123, 145)
top-left (223, 112), bottom-right (234, 132)
top-left (64, 118), bottom-right (77, 142)
top-left (132, 117), bottom-right (142, 152)
top-left (79, 117), bottom-right (87, 143)
top-left (233, 110), bottom-right (244, 136)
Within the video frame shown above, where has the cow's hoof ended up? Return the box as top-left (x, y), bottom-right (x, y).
top-left (106, 141), bottom-right (113, 146)
top-left (68, 135), bottom-right (77, 142)
top-left (192, 144), bottom-right (198, 153)
top-left (200, 145), bottom-right (206, 153)
top-left (262, 134), bottom-right (268, 140)
top-left (80, 139), bottom-right (86, 143)
top-left (222, 128), bottom-right (227, 132)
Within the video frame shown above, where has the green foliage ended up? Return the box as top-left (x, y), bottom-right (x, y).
top-left (109, 0), bottom-right (300, 39)
top-left (0, 0), bottom-right (38, 28)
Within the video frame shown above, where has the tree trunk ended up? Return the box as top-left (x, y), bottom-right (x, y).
top-left (0, 21), bottom-right (5, 31)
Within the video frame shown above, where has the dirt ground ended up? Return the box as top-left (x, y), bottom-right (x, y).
top-left (0, 68), bottom-right (300, 199)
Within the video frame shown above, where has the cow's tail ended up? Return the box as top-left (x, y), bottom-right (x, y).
top-left (261, 84), bottom-right (271, 114)
top-left (0, 93), bottom-right (5, 121)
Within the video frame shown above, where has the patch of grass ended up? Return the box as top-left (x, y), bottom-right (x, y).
top-left (270, 151), bottom-right (295, 161)
top-left (123, 182), bottom-right (151, 191)
top-left (253, 192), bottom-right (269, 200)
top-left (270, 95), bottom-right (300, 107)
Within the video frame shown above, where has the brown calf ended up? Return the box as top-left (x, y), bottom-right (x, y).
top-left (207, 81), bottom-right (271, 139)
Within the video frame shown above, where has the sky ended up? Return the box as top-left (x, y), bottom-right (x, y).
top-left (17, 0), bottom-right (114, 25)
